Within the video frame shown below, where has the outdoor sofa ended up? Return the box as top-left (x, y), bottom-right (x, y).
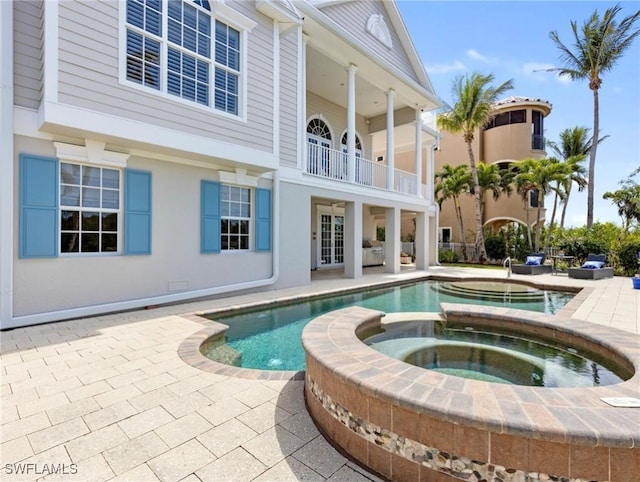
top-left (568, 254), bottom-right (613, 280)
top-left (511, 253), bottom-right (552, 275)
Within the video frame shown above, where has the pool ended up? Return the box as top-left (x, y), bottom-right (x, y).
top-left (364, 317), bottom-right (627, 387)
top-left (201, 279), bottom-right (574, 371)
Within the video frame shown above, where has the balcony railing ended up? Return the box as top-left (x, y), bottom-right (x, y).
top-left (532, 134), bottom-right (546, 150)
top-left (306, 144), bottom-right (419, 196)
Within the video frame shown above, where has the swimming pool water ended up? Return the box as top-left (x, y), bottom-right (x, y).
top-left (203, 280), bottom-right (575, 371)
top-left (365, 321), bottom-right (626, 387)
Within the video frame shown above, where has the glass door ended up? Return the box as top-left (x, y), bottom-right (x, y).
top-left (318, 211), bottom-right (344, 268)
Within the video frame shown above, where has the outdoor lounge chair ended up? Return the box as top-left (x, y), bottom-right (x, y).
top-left (568, 254), bottom-right (613, 280)
top-left (511, 252), bottom-right (552, 275)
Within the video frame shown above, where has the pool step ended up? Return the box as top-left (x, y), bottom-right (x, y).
top-left (433, 282), bottom-right (545, 302)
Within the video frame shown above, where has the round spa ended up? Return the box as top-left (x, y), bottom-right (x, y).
top-left (301, 303), bottom-right (640, 482)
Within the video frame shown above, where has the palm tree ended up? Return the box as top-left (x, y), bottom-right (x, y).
top-left (547, 126), bottom-right (596, 229)
top-left (475, 161), bottom-right (514, 225)
top-left (437, 72), bottom-right (513, 262)
top-left (513, 158), bottom-right (569, 252)
top-left (435, 164), bottom-right (473, 261)
top-left (547, 4), bottom-right (640, 228)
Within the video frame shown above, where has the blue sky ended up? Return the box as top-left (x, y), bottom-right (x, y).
top-left (397, 1), bottom-right (640, 227)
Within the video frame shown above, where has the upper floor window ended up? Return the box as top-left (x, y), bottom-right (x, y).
top-left (340, 132), bottom-right (362, 154)
top-left (125, 0), bottom-right (248, 116)
top-left (485, 109), bottom-right (526, 130)
top-left (60, 163), bottom-right (121, 254)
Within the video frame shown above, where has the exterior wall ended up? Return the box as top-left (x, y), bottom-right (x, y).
top-left (55, 1), bottom-right (274, 153)
top-left (306, 92), bottom-right (371, 159)
top-left (276, 181), bottom-right (311, 289)
top-left (13, 135), bottom-right (273, 318)
top-left (318, 1), bottom-right (419, 85)
top-left (13, 0), bottom-right (43, 109)
top-left (483, 108), bottom-right (547, 162)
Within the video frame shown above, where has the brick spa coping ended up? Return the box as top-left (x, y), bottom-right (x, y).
top-left (300, 303), bottom-right (640, 448)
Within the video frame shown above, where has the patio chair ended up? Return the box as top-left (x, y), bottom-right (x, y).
top-left (568, 254), bottom-right (613, 280)
top-left (511, 252), bottom-right (552, 275)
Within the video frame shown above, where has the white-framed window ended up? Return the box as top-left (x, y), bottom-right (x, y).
top-left (220, 184), bottom-right (251, 250)
top-left (439, 227), bottom-right (452, 245)
top-left (59, 163), bottom-right (121, 254)
top-left (124, 0), bottom-right (252, 116)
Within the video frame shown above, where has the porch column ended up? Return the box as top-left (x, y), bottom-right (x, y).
top-left (414, 211), bottom-right (428, 270)
top-left (415, 109), bottom-right (423, 197)
top-left (386, 89), bottom-right (395, 191)
top-left (346, 64), bottom-right (357, 183)
top-left (299, 31), bottom-right (308, 171)
top-left (384, 206), bottom-right (400, 274)
top-left (426, 144), bottom-right (436, 202)
top-left (345, 200), bottom-right (363, 279)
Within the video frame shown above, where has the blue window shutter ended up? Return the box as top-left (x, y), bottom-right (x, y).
top-left (201, 181), bottom-right (221, 253)
top-left (19, 154), bottom-right (59, 258)
top-left (125, 169), bottom-right (152, 255)
top-left (255, 188), bottom-right (271, 252)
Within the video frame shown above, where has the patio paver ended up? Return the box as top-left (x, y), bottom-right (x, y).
top-left (1, 267), bottom-right (638, 481)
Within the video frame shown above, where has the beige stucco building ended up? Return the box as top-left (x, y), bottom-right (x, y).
top-left (434, 95), bottom-right (552, 248)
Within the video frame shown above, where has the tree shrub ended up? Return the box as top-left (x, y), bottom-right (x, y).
top-left (484, 235), bottom-right (506, 260)
top-left (439, 249), bottom-right (459, 263)
top-left (615, 242), bottom-right (640, 276)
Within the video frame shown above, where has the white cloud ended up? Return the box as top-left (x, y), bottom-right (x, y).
top-left (466, 49), bottom-right (488, 62)
top-left (425, 60), bottom-right (466, 74)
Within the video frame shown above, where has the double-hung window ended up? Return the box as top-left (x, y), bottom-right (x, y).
top-left (125, 0), bottom-right (250, 116)
top-left (60, 163), bottom-right (121, 254)
top-left (220, 185), bottom-right (250, 250)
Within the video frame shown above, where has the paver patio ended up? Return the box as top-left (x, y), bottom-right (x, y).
top-left (1, 266), bottom-right (638, 481)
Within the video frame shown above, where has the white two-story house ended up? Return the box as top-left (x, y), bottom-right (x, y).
top-left (1, 0), bottom-right (441, 329)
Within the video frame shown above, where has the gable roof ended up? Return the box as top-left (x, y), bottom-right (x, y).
top-left (303, 0), bottom-right (438, 100)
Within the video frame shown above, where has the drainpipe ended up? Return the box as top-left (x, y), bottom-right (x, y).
top-left (4, 171), bottom-right (281, 329)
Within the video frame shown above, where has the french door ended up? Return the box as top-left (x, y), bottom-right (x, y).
top-left (317, 209), bottom-right (344, 268)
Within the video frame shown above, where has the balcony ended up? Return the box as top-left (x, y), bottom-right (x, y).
top-left (532, 134), bottom-right (546, 151)
top-left (306, 144), bottom-right (419, 196)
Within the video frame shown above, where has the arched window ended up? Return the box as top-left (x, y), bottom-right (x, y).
top-left (306, 118), bottom-right (333, 176)
top-left (340, 132), bottom-right (362, 151)
top-left (307, 118), bottom-right (332, 140)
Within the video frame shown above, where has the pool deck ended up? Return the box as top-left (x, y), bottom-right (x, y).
top-left (1, 267), bottom-right (639, 481)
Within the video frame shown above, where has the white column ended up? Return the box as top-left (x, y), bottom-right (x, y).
top-left (427, 144), bottom-right (436, 203)
top-left (415, 212), bottom-right (428, 270)
top-left (0, 0), bottom-right (14, 326)
top-left (384, 207), bottom-right (400, 274)
top-left (415, 109), bottom-right (423, 197)
top-left (386, 89), bottom-right (395, 191)
top-left (345, 201), bottom-right (363, 279)
top-left (346, 64), bottom-right (357, 183)
top-left (298, 30), bottom-right (308, 171)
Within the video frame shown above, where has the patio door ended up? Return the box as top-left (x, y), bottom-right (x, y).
top-left (317, 208), bottom-right (344, 268)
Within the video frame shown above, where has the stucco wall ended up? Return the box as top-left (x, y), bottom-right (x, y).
top-left (13, 135), bottom-right (273, 318)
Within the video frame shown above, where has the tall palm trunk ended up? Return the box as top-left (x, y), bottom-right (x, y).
top-left (535, 197), bottom-right (544, 252)
top-left (545, 188), bottom-right (560, 253)
top-left (560, 184), bottom-right (573, 228)
top-left (524, 200), bottom-right (532, 251)
top-left (587, 88), bottom-right (599, 228)
top-left (466, 140), bottom-right (487, 262)
top-left (453, 197), bottom-right (468, 261)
